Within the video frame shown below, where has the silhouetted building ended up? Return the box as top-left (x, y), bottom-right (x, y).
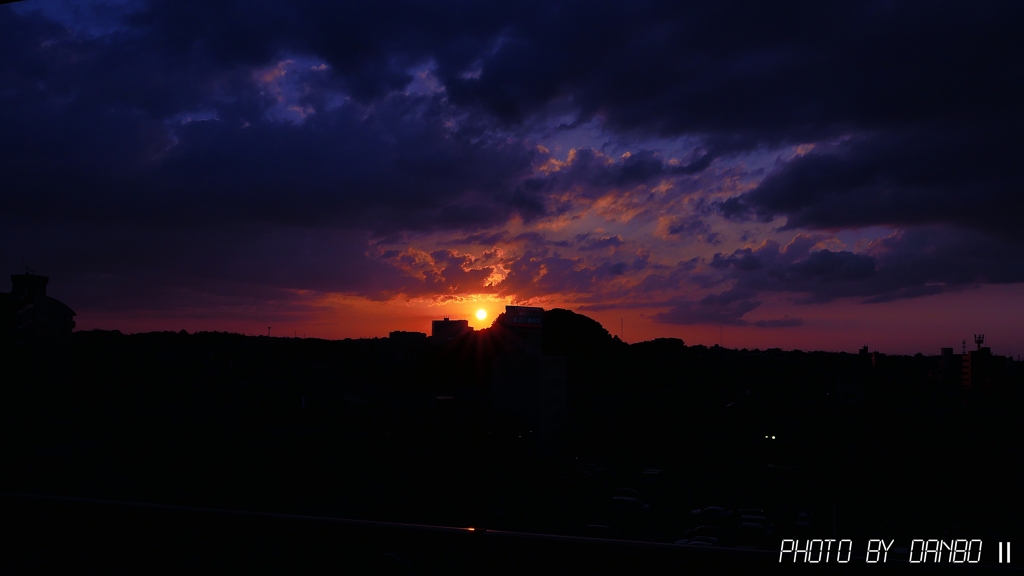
top-left (431, 317), bottom-right (471, 342)
top-left (936, 341), bottom-right (1008, 393)
top-left (498, 305), bottom-right (544, 356)
top-left (0, 271), bottom-right (76, 345)
top-left (1008, 356), bottom-right (1024, 387)
top-left (490, 306), bottom-right (566, 456)
top-left (962, 347), bottom-right (1007, 392)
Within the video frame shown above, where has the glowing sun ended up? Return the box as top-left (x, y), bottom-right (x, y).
top-left (476, 309), bottom-right (487, 320)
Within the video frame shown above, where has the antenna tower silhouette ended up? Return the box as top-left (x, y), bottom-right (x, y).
top-left (974, 333), bottom-right (984, 351)
top-left (21, 255), bottom-right (37, 275)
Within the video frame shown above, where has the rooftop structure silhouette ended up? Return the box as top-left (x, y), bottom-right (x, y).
top-left (0, 270), bottom-right (76, 345)
top-left (431, 316), bottom-right (471, 343)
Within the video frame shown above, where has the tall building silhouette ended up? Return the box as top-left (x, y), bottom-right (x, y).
top-left (962, 346), bottom-right (1006, 392)
top-left (490, 306), bottom-right (566, 457)
top-left (939, 339), bottom-right (1008, 393)
top-left (431, 317), bottom-right (471, 343)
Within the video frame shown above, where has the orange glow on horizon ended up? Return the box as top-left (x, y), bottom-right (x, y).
top-left (72, 284), bottom-right (1024, 357)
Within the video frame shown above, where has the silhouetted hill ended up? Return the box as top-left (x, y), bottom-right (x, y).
top-left (540, 308), bottom-right (626, 358)
top-left (621, 337), bottom-right (689, 397)
top-left (628, 337), bottom-right (686, 356)
top-left (432, 308), bottom-right (628, 395)
top-left (538, 309), bottom-right (627, 409)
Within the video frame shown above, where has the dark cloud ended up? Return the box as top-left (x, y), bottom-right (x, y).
top-left (568, 257), bottom-right (694, 310)
top-left (666, 216), bottom-right (716, 242)
top-left (558, 148), bottom-right (711, 188)
top-left (718, 125), bottom-right (1024, 240)
top-left (576, 234), bottom-right (625, 251)
top-left (0, 94), bottom-right (541, 234)
top-left (439, 231), bottom-right (510, 246)
top-left (860, 286), bottom-right (945, 304)
top-left (445, 1), bottom-right (1022, 244)
top-left (10, 0), bottom-right (1019, 190)
top-left (495, 249), bottom-right (632, 301)
top-left (630, 258), bottom-right (699, 294)
top-left (606, 225), bottom-right (1024, 325)
top-left (514, 147), bottom-right (713, 208)
top-left (652, 293), bottom-right (761, 326)
top-left (3, 0), bottom-right (1024, 320)
top-left (629, 250), bottom-right (652, 272)
top-left (754, 317), bottom-right (804, 328)
top-left (706, 228), bottom-right (1024, 306)
top-left (445, 2), bottom-right (1022, 142)
top-left (512, 232), bottom-right (573, 248)
top-left (12, 1), bottom-right (1019, 174)
top-left (0, 14), bottom-right (542, 312)
top-left (0, 8), bottom-right (549, 239)
top-left (130, 0), bottom-right (523, 105)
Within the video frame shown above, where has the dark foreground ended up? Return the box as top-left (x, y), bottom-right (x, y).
top-left (4, 492), bottom-right (1019, 575)
top-left (2, 325), bottom-right (1023, 573)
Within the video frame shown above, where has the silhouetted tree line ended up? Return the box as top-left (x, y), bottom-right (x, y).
top-left (0, 311), bottom-right (1020, 535)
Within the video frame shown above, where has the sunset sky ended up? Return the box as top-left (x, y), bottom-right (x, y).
top-left (3, 0), bottom-right (1023, 355)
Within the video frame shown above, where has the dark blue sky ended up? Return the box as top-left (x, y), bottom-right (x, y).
top-left (3, 0), bottom-right (1023, 353)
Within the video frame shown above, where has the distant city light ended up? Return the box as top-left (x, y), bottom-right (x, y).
top-left (772, 436), bottom-right (776, 439)
top-left (476, 309), bottom-right (487, 320)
